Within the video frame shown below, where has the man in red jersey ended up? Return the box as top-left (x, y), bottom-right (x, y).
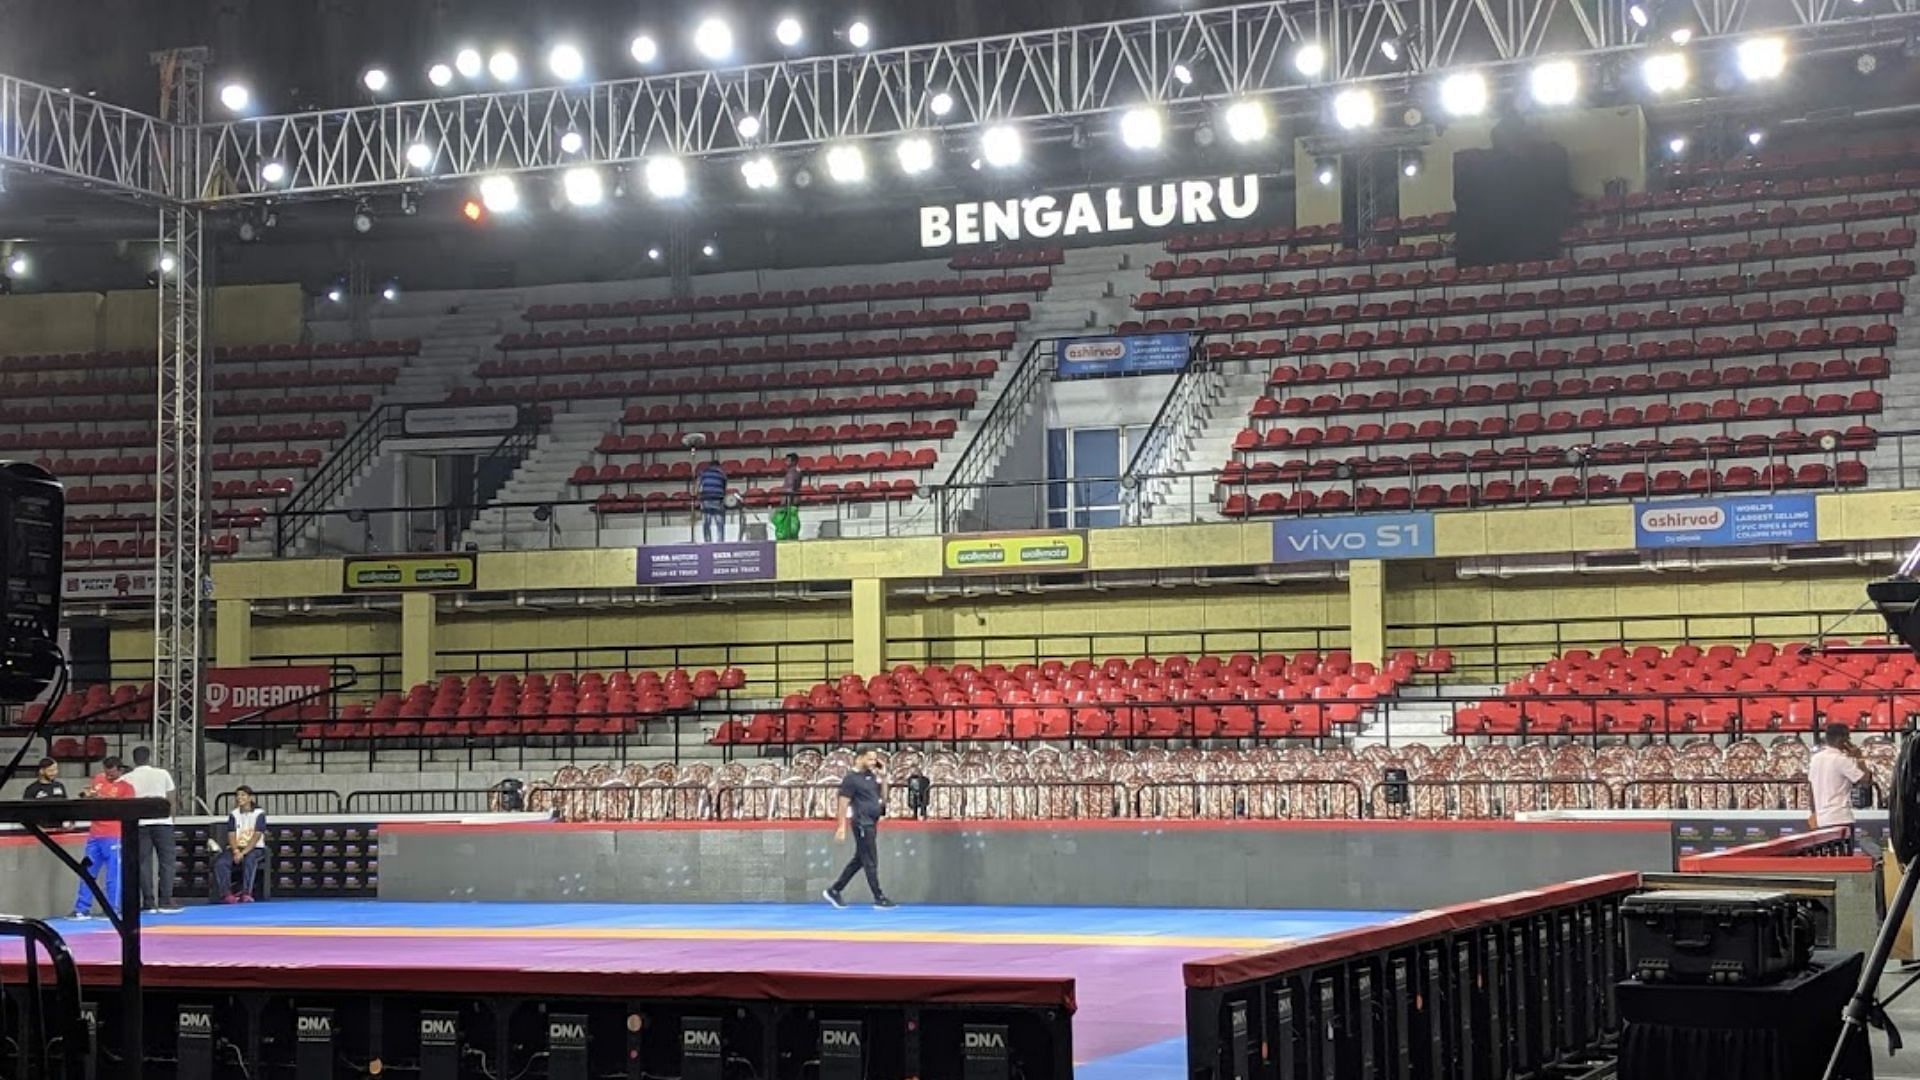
top-left (71, 756), bottom-right (133, 920)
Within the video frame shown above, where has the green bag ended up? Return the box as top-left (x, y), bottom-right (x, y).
top-left (771, 505), bottom-right (801, 541)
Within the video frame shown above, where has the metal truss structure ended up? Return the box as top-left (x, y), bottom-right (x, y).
top-left (0, 0), bottom-right (1914, 207)
top-left (151, 48), bottom-right (207, 801)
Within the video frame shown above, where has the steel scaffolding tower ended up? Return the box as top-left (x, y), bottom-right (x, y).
top-left (152, 48), bottom-right (207, 803)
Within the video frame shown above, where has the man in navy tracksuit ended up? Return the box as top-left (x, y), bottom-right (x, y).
top-left (824, 749), bottom-right (896, 909)
top-left (697, 460), bottom-right (728, 542)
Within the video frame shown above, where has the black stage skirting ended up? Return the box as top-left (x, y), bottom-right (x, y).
top-left (1619, 950), bottom-right (1872, 1080)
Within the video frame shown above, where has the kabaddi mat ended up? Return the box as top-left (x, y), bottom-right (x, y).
top-left (52, 900), bottom-right (1397, 1078)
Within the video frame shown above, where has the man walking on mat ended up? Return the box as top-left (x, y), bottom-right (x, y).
top-left (824, 749), bottom-right (896, 909)
top-left (72, 757), bottom-right (133, 921)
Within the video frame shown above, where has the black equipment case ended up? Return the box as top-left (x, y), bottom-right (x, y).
top-left (1621, 889), bottom-right (1815, 985)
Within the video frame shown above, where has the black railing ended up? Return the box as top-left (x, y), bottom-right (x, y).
top-left (937, 336), bottom-right (1052, 532)
top-left (1121, 333), bottom-right (1216, 522)
top-left (211, 789), bottom-right (343, 815)
top-left (275, 404), bottom-right (405, 554)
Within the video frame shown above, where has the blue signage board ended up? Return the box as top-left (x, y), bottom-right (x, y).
top-left (1271, 513), bottom-right (1436, 563)
top-left (1056, 332), bottom-right (1191, 378)
top-left (637, 541), bottom-right (777, 584)
top-left (1633, 496), bottom-right (1818, 549)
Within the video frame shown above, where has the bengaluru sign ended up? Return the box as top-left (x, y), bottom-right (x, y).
top-left (919, 175), bottom-right (1260, 249)
top-left (341, 554), bottom-right (478, 592)
top-left (204, 665), bottom-right (332, 728)
top-left (943, 532), bottom-right (1089, 574)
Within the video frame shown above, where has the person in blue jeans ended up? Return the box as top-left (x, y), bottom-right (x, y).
top-left (697, 460), bottom-right (728, 542)
top-left (72, 756), bottom-right (133, 920)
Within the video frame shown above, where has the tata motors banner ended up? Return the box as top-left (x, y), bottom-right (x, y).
top-left (1056, 332), bottom-right (1191, 379)
top-left (1633, 496), bottom-right (1818, 549)
top-left (919, 175), bottom-right (1260, 249)
top-left (1272, 513), bottom-right (1436, 563)
top-left (637, 542), bottom-right (777, 585)
top-left (943, 532), bottom-right (1089, 574)
top-left (342, 554), bottom-right (478, 592)
top-left (204, 666), bottom-right (332, 728)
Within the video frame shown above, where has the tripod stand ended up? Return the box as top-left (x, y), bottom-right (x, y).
top-left (1824, 853), bottom-right (1918, 1078)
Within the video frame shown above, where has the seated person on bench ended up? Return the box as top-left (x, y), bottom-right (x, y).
top-left (212, 786), bottom-right (269, 903)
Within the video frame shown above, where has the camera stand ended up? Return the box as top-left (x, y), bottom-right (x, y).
top-left (0, 796), bottom-right (168, 1080)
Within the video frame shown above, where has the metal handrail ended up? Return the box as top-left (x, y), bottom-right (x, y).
top-left (1121, 334), bottom-right (1215, 522)
top-left (938, 337), bottom-right (1052, 531)
top-left (275, 403), bottom-right (402, 554)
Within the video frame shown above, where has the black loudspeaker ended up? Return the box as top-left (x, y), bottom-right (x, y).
top-left (1890, 736), bottom-right (1920, 865)
top-left (1451, 129), bottom-right (1573, 267)
top-left (0, 461), bottom-right (63, 705)
top-left (1383, 768), bottom-right (1410, 806)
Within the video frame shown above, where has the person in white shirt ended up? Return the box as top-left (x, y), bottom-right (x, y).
top-left (214, 786), bottom-right (270, 903)
top-left (1808, 722), bottom-right (1870, 840)
top-left (121, 746), bottom-right (181, 913)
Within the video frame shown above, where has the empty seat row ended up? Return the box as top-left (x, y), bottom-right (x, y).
top-left (572, 448), bottom-right (939, 486)
top-left (595, 419), bottom-right (960, 457)
top-left (524, 274), bottom-right (1049, 323)
top-left (501, 304), bottom-right (1029, 350)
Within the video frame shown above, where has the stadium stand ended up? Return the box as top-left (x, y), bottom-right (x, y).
top-left (1117, 138), bottom-right (1920, 522)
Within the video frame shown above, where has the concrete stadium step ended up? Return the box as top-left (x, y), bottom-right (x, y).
top-left (466, 403), bottom-right (625, 549)
top-left (1140, 362), bottom-right (1270, 524)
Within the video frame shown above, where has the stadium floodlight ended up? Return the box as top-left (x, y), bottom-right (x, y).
top-left (1737, 36), bottom-right (1788, 82)
top-left (647, 246), bottom-right (663, 261)
top-left (741, 155), bottom-right (779, 190)
top-left (1333, 88), bottom-right (1377, 130)
top-left (825, 143), bottom-right (868, 184)
top-left (1401, 149), bottom-right (1424, 177)
top-left (455, 48), bottom-right (483, 78)
top-left (548, 43), bottom-right (586, 82)
top-left (259, 160), bottom-right (288, 185)
top-left (1530, 59), bottom-right (1579, 105)
top-left (1747, 129), bottom-right (1765, 146)
top-left (1223, 99), bottom-right (1270, 144)
top-left (382, 284), bottom-right (399, 302)
top-left (326, 286), bottom-right (344, 303)
top-left (1172, 63), bottom-right (1194, 86)
top-left (219, 82), bottom-right (250, 113)
top-left (362, 68), bottom-right (389, 93)
top-left (896, 135), bottom-right (935, 175)
top-left (695, 17), bottom-right (734, 60)
top-left (981, 124), bottom-right (1023, 168)
top-left (1314, 157), bottom-right (1338, 186)
top-left (645, 155), bottom-right (688, 199)
top-left (1380, 38), bottom-right (1401, 63)
top-left (563, 166), bottom-right (605, 207)
top-left (7, 254), bottom-right (25, 277)
top-left (352, 202), bottom-right (375, 233)
top-left (1667, 135), bottom-right (1687, 155)
top-left (846, 21), bottom-right (872, 49)
top-left (560, 130), bottom-right (584, 154)
top-left (159, 253), bottom-right (178, 275)
top-left (930, 91), bottom-right (955, 117)
top-left (1669, 27), bottom-right (1693, 45)
top-left (1629, 3), bottom-right (1650, 27)
top-left (1293, 42), bottom-right (1326, 78)
top-left (1120, 107), bottom-right (1164, 151)
top-left (1641, 51), bottom-right (1689, 94)
top-left (701, 241), bottom-right (718, 257)
top-left (1439, 71), bottom-right (1488, 117)
top-left (630, 34), bottom-right (659, 64)
top-left (776, 17), bottom-right (803, 47)
top-left (479, 174), bottom-right (521, 213)
top-left (405, 142), bottom-right (434, 170)
top-left (427, 63), bottom-right (454, 87)
top-left (736, 115), bottom-right (763, 140)
top-left (488, 50), bottom-right (519, 82)
top-left (462, 200), bottom-right (484, 222)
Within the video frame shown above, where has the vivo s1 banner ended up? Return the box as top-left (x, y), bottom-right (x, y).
top-left (1633, 496), bottom-right (1818, 549)
top-left (1271, 513), bottom-right (1436, 563)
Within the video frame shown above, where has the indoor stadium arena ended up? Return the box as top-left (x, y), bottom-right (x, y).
top-left (4, 0), bottom-right (1920, 1077)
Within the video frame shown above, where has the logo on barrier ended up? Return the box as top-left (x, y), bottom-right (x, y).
top-left (1271, 513), bottom-right (1435, 564)
top-left (343, 554), bottom-right (478, 592)
top-left (1632, 496), bottom-right (1817, 549)
top-left (178, 1011), bottom-right (213, 1033)
top-left (822, 1029), bottom-right (861, 1048)
top-left (1061, 341), bottom-right (1127, 363)
top-left (684, 1028), bottom-right (723, 1049)
top-left (1055, 332), bottom-right (1191, 378)
top-left (943, 531), bottom-right (1088, 574)
top-left (549, 1020), bottom-right (588, 1045)
top-left (420, 1016), bottom-right (458, 1042)
top-left (297, 1014), bottom-right (332, 1037)
top-left (204, 666), bottom-right (332, 728)
top-left (964, 1029), bottom-right (1008, 1050)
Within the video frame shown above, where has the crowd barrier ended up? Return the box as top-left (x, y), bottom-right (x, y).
top-left (1183, 872), bottom-right (1640, 1079)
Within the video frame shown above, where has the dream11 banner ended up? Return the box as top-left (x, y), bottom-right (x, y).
top-left (919, 175), bottom-right (1262, 249)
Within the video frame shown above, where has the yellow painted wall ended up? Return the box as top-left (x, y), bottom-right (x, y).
top-left (1293, 139), bottom-right (1342, 229)
top-left (0, 283), bottom-right (304, 360)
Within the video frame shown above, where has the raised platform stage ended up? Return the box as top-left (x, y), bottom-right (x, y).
top-left (35, 900), bottom-right (1394, 1079)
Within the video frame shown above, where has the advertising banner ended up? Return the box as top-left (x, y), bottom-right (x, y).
top-left (637, 542), bottom-right (777, 585)
top-left (1633, 496), bottom-right (1818, 549)
top-left (63, 569), bottom-right (157, 601)
top-left (204, 666), bottom-right (332, 728)
top-left (342, 554), bottom-right (479, 592)
top-left (1056, 332), bottom-right (1192, 379)
top-left (401, 405), bottom-right (522, 438)
top-left (1271, 513), bottom-right (1436, 563)
top-left (943, 532), bottom-right (1089, 574)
